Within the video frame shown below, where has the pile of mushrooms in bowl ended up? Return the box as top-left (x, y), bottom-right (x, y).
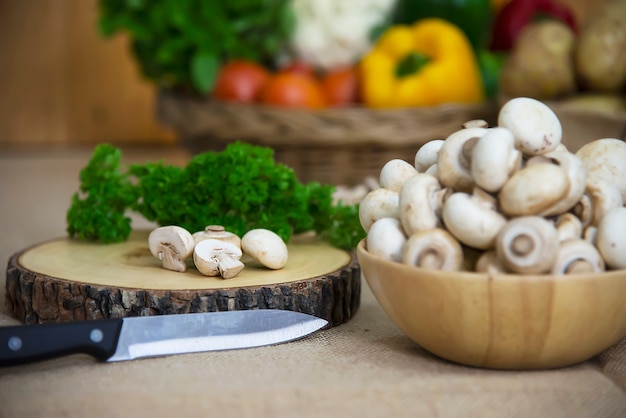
top-left (356, 97), bottom-right (626, 370)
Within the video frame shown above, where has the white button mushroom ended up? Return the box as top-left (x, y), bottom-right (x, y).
top-left (475, 251), bottom-right (508, 274)
top-left (358, 188), bottom-right (400, 232)
top-left (379, 159), bottom-right (418, 193)
top-left (536, 150), bottom-right (587, 216)
top-left (441, 188), bottom-right (507, 250)
top-left (498, 163), bottom-right (569, 217)
top-left (193, 239), bottom-right (245, 279)
top-left (192, 225), bottom-right (242, 248)
top-left (551, 239), bottom-right (605, 275)
top-left (414, 139), bottom-right (444, 173)
top-left (399, 173), bottom-right (450, 235)
top-left (437, 126), bottom-right (486, 192)
top-left (576, 138), bottom-right (626, 202)
top-left (471, 127), bottom-right (521, 193)
top-left (148, 225), bottom-right (195, 273)
top-left (402, 228), bottom-right (463, 271)
top-left (366, 217), bottom-right (407, 263)
top-left (595, 207), bottom-right (626, 270)
top-left (584, 178), bottom-right (624, 226)
top-left (497, 97), bottom-right (562, 156)
top-left (555, 213), bottom-right (583, 242)
top-left (495, 216), bottom-right (560, 274)
top-left (241, 228), bottom-right (289, 270)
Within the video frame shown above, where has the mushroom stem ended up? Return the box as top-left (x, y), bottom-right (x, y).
top-left (555, 213), bottom-right (583, 242)
top-left (551, 239), bottom-right (605, 275)
top-left (402, 229), bottom-right (463, 271)
top-left (496, 216), bottom-right (560, 274)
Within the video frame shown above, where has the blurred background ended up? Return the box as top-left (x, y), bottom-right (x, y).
top-left (0, 0), bottom-right (614, 150)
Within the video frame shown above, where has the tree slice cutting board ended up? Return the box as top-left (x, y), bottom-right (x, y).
top-left (5, 231), bottom-right (361, 326)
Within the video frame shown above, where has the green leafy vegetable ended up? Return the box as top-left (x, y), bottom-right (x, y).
top-left (66, 142), bottom-right (365, 249)
top-left (98, 0), bottom-right (295, 93)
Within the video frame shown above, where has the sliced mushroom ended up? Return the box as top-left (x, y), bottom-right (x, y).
top-left (148, 225), bottom-right (195, 272)
top-left (399, 173), bottom-right (450, 235)
top-left (241, 228), bottom-right (288, 270)
top-left (358, 188), bottom-right (400, 232)
top-left (193, 225), bottom-right (241, 248)
top-left (437, 126), bottom-right (486, 192)
top-left (596, 207), bottom-right (626, 270)
top-left (193, 239), bottom-right (245, 279)
top-left (555, 213), bottom-right (583, 242)
top-left (496, 216), bottom-right (560, 274)
top-left (442, 188), bottom-right (507, 250)
top-left (471, 127), bottom-right (522, 193)
top-left (402, 228), bottom-right (463, 271)
top-left (497, 97), bottom-right (562, 156)
top-left (366, 217), bottom-right (407, 262)
top-left (414, 139), bottom-right (444, 173)
top-left (499, 163), bottom-right (569, 217)
top-left (379, 159), bottom-right (418, 193)
top-left (551, 239), bottom-right (605, 275)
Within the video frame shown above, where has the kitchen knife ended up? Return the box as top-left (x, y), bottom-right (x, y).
top-left (0, 309), bottom-right (328, 367)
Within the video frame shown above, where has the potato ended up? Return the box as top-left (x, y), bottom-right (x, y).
top-left (574, 0), bottom-right (626, 92)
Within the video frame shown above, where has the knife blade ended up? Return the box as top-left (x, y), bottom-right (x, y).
top-left (0, 310), bottom-right (328, 367)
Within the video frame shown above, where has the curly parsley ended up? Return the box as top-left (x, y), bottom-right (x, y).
top-left (66, 142), bottom-right (365, 249)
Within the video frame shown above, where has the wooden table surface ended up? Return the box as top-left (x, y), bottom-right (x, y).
top-left (1, 145), bottom-right (625, 418)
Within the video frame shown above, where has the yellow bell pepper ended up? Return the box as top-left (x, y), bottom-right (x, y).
top-left (360, 18), bottom-right (485, 108)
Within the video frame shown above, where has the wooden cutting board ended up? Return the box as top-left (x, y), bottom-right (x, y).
top-left (5, 231), bottom-right (361, 326)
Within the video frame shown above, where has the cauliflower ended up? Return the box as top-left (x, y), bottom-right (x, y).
top-left (288, 0), bottom-right (397, 70)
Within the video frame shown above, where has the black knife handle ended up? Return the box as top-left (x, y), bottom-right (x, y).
top-left (0, 319), bottom-right (123, 367)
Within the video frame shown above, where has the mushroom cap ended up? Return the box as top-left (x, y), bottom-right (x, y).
top-left (475, 251), bottom-right (508, 274)
top-left (551, 239), bottom-right (605, 275)
top-left (148, 225), bottom-right (195, 272)
top-left (538, 150), bottom-right (587, 216)
top-left (471, 127), bottom-right (521, 193)
top-left (585, 178), bottom-right (624, 226)
top-left (379, 159), bottom-right (418, 193)
top-left (358, 188), bottom-right (400, 232)
top-left (402, 228), bottom-right (463, 271)
top-left (241, 229), bottom-right (288, 270)
top-left (596, 207), bottom-right (626, 270)
top-left (497, 97), bottom-right (562, 156)
top-left (437, 127), bottom-right (486, 192)
top-left (366, 217), bottom-right (407, 263)
top-left (496, 216), bottom-right (560, 274)
top-left (576, 138), bottom-right (626, 202)
top-left (399, 173), bottom-right (446, 235)
top-left (414, 139), bottom-right (444, 173)
top-left (442, 189), bottom-right (507, 250)
top-left (192, 225), bottom-right (242, 248)
top-left (499, 163), bottom-right (569, 216)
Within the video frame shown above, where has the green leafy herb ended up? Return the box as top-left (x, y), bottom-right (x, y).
top-left (66, 142), bottom-right (365, 249)
top-left (98, 0), bottom-right (295, 93)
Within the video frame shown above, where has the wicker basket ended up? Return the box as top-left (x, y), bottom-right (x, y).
top-left (157, 89), bottom-right (499, 186)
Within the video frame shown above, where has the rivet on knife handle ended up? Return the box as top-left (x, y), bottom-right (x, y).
top-left (0, 319), bottom-right (123, 367)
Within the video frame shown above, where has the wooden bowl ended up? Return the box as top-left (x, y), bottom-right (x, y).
top-left (356, 239), bottom-right (626, 370)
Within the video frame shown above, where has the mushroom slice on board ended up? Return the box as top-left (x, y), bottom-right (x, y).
top-left (148, 225), bottom-right (195, 273)
top-left (194, 239), bottom-right (245, 279)
top-left (496, 216), bottom-right (560, 274)
top-left (402, 228), bottom-right (463, 272)
top-left (551, 239), bottom-right (605, 275)
top-left (241, 229), bottom-right (288, 270)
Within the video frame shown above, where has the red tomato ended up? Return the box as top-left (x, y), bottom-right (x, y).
top-left (213, 60), bottom-right (270, 103)
top-left (281, 60), bottom-right (315, 77)
top-left (320, 66), bottom-right (359, 107)
top-left (260, 72), bottom-right (326, 109)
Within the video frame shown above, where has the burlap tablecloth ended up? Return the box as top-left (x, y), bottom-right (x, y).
top-left (1, 147), bottom-right (625, 418)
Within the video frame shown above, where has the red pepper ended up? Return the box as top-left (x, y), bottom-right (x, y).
top-left (489, 0), bottom-right (577, 51)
